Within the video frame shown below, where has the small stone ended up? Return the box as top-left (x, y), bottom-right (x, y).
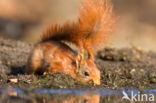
top-left (8, 78), bottom-right (18, 83)
top-left (130, 69), bottom-right (136, 74)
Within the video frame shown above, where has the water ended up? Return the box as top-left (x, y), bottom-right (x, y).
top-left (0, 87), bottom-right (155, 103)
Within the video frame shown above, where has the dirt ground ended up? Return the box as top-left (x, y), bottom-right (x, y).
top-left (0, 37), bottom-right (155, 89)
top-left (0, 37), bottom-right (155, 103)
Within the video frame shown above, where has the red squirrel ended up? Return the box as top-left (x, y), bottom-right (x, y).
top-left (48, 94), bottom-right (100, 103)
top-left (26, 0), bottom-right (114, 85)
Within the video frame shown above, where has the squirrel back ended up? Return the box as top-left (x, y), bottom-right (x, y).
top-left (41, 0), bottom-right (114, 51)
top-left (26, 41), bottom-right (100, 85)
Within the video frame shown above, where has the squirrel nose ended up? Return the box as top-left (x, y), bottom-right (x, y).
top-left (93, 79), bottom-right (101, 85)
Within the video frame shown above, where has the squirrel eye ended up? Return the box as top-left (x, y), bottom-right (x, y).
top-left (84, 71), bottom-right (89, 76)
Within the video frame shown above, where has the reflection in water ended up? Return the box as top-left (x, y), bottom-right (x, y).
top-left (48, 94), bottom-right (100, 103)
top-left (0, 88), bottom-right (155, 103)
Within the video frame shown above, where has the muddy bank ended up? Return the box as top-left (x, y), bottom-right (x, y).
top-left (0, 37), bottom-right (155, 90)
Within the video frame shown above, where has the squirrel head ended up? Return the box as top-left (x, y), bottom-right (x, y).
top-left (75, 59), bottom-right (100, 85)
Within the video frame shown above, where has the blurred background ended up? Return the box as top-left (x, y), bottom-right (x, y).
top-left (0, 0), bottom-right (156, 51)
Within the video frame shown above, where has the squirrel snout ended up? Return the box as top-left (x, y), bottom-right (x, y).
top-left (93, 72), bottom-right (101, 85)
top-left (93, 78), bottom-right (101, 85)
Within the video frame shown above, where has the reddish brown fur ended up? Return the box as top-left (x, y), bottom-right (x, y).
top-left (42, 0), bottom-right (114, 60)
top-left (48, 95), bottom-right (100, 103)
top-left (26, 0), bottom-right (115, 85)
top-left (26, 41), bottom-right (100, 85)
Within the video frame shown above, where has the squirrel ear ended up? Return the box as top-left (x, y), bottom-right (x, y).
top-left (74, 54), bottom-right (86, 69)
top-left (75, 59), bottom-right (80, 69)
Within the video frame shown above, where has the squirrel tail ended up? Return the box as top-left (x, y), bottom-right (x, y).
top-left (78, 0), bottom-right (115, 50)
top-left (41, 0), bottom-right (115, 50)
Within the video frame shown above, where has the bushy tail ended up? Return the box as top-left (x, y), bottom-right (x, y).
top-left (41, 0), bottom-right (115, 50)
top-left (78, 0), bottom-right (115, 49)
